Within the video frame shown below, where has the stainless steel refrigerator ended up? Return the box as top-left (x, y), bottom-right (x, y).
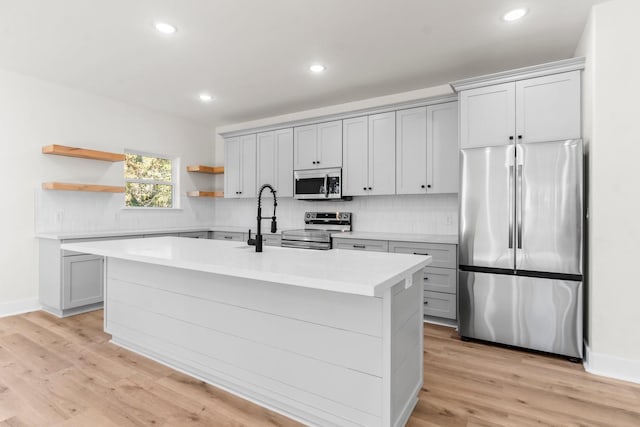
top-left (458, 139), bottom-right (583, 359)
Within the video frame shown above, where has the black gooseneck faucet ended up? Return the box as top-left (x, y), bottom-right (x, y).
top-left (247, 184), bottom-right (277, 252)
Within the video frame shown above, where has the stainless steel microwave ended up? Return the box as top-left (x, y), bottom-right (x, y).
top-left (294, 168), bottom-right (342, 200)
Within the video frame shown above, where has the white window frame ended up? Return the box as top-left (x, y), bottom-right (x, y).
top-left (123, 150), bottom-right (180, 210)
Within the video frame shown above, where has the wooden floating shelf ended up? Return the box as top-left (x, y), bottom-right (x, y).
top-left (42, 145), bottom-right (125, 162)
top-left (186, 191), bottom-right (224, 198)
top-left (186, 165), bottom-right (224, 174)
top-left (42, 182), bottom-right (125, 193)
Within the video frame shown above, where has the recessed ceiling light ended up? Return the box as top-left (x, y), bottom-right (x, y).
top-left (154, 22), bottom-right (177, 34)
top-left (502, 8), bottom-right (528, 22)
top-left (309, 64), bottom-right (326, 73)
top-left (199, 93), bottom-right (214, 102)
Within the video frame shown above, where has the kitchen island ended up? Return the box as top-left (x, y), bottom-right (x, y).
top-left (61, 237), bottom-right (431, 427)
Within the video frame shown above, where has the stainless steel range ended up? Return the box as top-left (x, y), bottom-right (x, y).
top-left (281, 212), bottom-right (352, 250)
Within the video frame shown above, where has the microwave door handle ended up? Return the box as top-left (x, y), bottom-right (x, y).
top-left (324, 174), bottom-right (329, 198)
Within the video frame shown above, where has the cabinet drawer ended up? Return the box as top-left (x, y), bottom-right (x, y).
top-left (212, 231), bottom-right (245, 242)
top-left (262, 234), bottom-right (281, 247)
top-left (424, 267), bottom-right (457, 294)
top-left (179, 231), bottom-right (209, 239)
top-left (143, 233), bottom-right (181, 238)
top-left (332, 238), bottom-right (389, 252)
top-left (389, 241), bottom-right (456, 268)
top-left (424, 291), bottom-right (456, 320)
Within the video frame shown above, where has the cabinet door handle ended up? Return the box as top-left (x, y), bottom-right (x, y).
top-left (413, 252), bottom-right (429, 256)
top-left (427, 184), bottom-right (431, 188)
top-left (312, 161), bottom-right (316, 164)
top-left (368, 187), bottom-right (372, 190)
top-left (509, 136), bottom-right (514, 141)
top-left (421, 185), bottom-right (426, 189)
top-left (425, 301), bottom-right (429, 305)
top-left (224, 236), bottom-right (232, 240)
top-left (518, 135), bottom-right (523, 140)
top-left (363, 187), bottom-right (367, 191)
top-left (353, 244), bottom-right (366, 249)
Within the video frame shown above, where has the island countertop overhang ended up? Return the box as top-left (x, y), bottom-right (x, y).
top-left (60, 236), bottom-right (432, 297)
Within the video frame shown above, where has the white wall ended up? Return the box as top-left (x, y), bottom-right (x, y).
top-left (577, 0), bottom-right (640, 383)
top-left (0, 68), bottom-right (214, 314)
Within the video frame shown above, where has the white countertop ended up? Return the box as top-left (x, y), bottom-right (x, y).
top-left (61, 237), bottom-right (431, 297)
top-left (331, 231), bottom-right (458, 245)
top-left (37, 226), bottom-right (281, 240)
top-left (37, 226), bottom-right (456, 244)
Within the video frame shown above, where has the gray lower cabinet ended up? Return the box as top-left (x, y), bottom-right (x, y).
top-left (39, 229), bottom-right (211, 318)
top-left (212, 231), bottom-right (246, 242)
top-left (387, 241), bottom-right (456, 268)
top-left (389, 241), bottom-right (457, 322)
top-left (39, 237), bottom-right (114, 317)
top-left (62, 253), bottom-right (104, 309)
top-left (261, 234), bottom-right (281, 247)
top-left (332, 238), bottom-right (389, 252)
top-left (212, 231), bottom-right (281, 246)
top-left (333, 237), bottom-right (458, 322)
top-left (143, 233), bottom-right (181, 238)
top-left (180, 231), bottom-right (209, 239)
top-left (422, 291), bottom-right (456, 320)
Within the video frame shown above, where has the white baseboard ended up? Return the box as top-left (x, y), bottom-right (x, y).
top-left (584, 343), bottom-right (640, 385)
top-left (0, 298), bottom-right (41, 318)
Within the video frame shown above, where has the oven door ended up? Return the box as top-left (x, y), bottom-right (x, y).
top-left (294, 168), bottom-right (341, 200)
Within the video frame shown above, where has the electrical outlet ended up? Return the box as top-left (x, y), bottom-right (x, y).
top-left (55, 211), bottom-right (64, 223)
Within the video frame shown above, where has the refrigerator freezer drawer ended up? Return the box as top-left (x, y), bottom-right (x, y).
top-left (458, 271), bottom-right (582, 358)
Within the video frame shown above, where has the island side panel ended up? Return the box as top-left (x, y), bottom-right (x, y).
top-left (382, 270), bottom-right (424, 427)
top-left (104, 258), bottom-right (385, 427)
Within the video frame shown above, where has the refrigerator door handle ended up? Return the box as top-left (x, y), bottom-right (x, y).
top-left (508, 165), bottom-right (514, 249)
top-left (517, 164), bottom-right (523, 249)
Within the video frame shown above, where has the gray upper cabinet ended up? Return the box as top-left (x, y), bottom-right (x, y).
top-left (459, 82), bottom-right (515, 149)
top-left (396, 107), bottom-right (427, 194)
top-left (342, 112), bottom-right (395, 196)
top-left (294, 120), bottom-right (342, 170)
top-left (396, 103), bottom-right (459, 195)
top-left (342, 116), bottom-right (369, 196)
top-left (225, 134), bottom-right (257, 198)
top-left (515, 71), bottom-right (581, 144)
top-left (427, 102), bottom-right (459, 194)
top-left (257, 128), bottom-right (294, 197)
top-left (368, 112), bottom-right (396, 195)
top-left (460, 70), bottom-right (581, 148)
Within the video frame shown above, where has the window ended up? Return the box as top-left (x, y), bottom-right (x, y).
top-left (124, 151), bottom-right (177, 208)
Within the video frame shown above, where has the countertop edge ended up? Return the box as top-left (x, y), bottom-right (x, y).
top-left (60, 239), bottom-right (431, 298)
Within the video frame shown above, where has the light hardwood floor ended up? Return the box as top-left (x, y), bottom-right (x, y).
top-left (0, 310), bottom-right (639, 426)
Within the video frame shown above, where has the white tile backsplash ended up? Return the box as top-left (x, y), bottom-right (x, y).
top-left (212, 194), bottom-right (458, 234)
top-left (36, 188), bottom-right (457, 236)
top-left (35, 189), bottom-right (214, 234)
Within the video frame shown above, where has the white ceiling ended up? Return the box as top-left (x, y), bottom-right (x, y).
top-left (0, 0), bottom-right (604, 126)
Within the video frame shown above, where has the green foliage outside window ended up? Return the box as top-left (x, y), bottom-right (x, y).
top-left (124, 153), bottom-right (174, 208)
